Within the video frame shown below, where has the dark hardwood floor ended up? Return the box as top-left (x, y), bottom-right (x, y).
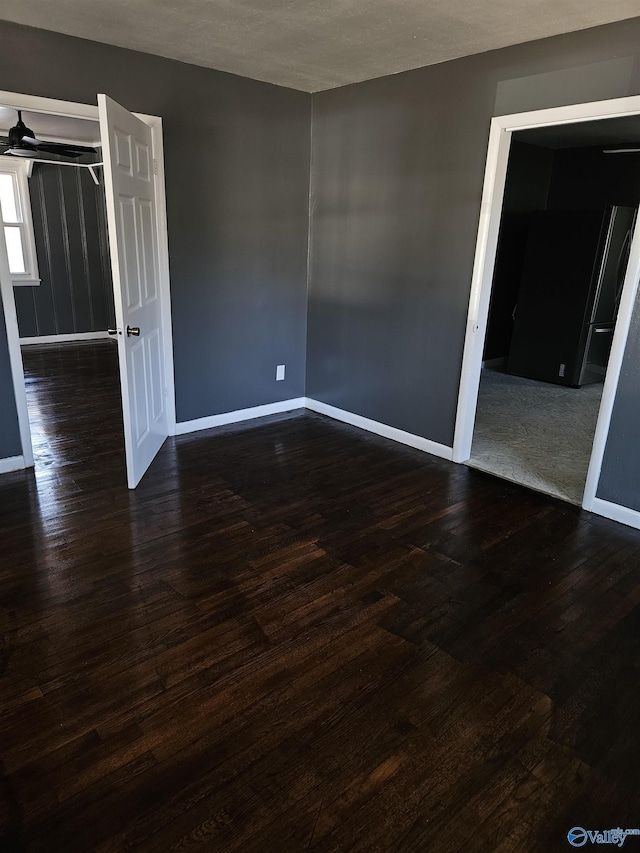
top-left (2, 340), bottom-right (640, 851)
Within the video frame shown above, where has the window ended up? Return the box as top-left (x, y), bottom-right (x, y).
top-left (0, 161), bottom-right (39, 285)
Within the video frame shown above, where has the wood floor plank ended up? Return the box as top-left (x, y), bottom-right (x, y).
top-left (2, 340), bottom-right (640, 851)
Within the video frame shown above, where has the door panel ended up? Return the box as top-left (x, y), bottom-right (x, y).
top-left (99, 94), bottom-right (168, 488)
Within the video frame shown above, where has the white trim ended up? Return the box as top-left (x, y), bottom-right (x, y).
top-left (26, 158), bottom-right (102, 176)
top-left (497, 97), bottom-right (640, 131)
top-left (305, 398), bottom-right (454, 460)
top-left (0, 455), bottom-right (25, 474)
top-left (0, 228), bottom-right (33, 466)
top-left (175, 398), bottom-right (306, 435)
top-left (177, 396), bottom-right (454, 462)
top-left (20, 331), bottom-right (110, 345)
top-left (591, 497), bottom-right (640, 531)
top-left (452, 94), bottom-right (640, 518)
top-left (0, 90), bottom-right (174, 485)
top-left (0, 91), bottom-right (99, 121)
top-left (583, 213), bottom-right (640, 511)
top-left (453, 118), bottom-right (511, 464)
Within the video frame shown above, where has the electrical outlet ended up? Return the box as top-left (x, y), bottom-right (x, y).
top-left (276, 364), bottom-right (285, 381)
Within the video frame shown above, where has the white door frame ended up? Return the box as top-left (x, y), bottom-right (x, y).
top-left (0, 214), bottom-right (33, 470)
top-left (0, 89), bottom-right (176, 473)
top-left (452, 94), bottom-right (640, 513)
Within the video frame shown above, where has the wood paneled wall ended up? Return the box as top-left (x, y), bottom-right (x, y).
top-left (14, 161), bottom-right (115, 337)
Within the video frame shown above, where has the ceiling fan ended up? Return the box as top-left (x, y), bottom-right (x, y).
top-left (0, 110), bottom-right (97, 158)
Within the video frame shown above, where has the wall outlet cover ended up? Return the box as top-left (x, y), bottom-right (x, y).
top-left (276, 364), bottom-right (285, 381)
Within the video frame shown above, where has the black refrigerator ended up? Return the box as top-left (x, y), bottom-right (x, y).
top-left (506, 205), bottom-right (636, 387)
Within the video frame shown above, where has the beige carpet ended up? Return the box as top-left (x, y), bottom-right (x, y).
top-left (467, 367), bottom-right (604, 505)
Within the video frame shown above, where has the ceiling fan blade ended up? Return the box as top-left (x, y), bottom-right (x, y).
top-left (23, 139), bottom-right (98, 157)
top-left (3, 149), bottom-right (39, 158)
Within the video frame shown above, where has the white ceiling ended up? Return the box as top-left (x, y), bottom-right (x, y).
top-left (0, 107), bottom-right (99, 145)
top-left (1, 0), bottom-right (640, 92)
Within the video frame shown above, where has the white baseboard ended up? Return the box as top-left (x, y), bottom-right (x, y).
top-left (20, 331), bottom-right (110, 345)
top-left (175, 398), bottom-right (306, 435)
top-left (591, 497), bottom-right (640, 531)
top-left (304, 398), bottom-right (454, 461)
top-left (175, 394), bottom-right (453, 462)
top-left (0, 455), bottom-right (26, 474)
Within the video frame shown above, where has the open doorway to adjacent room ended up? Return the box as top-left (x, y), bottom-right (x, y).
top-left (454, 96), bottom-right (640, 512)
top-left (471, 118), bottom-right (640, 503)
top-left (0, 90), bottom-right (175, 490)
top-left (0, 106), bottom-right (124, 485)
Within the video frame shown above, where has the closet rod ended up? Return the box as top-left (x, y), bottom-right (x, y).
top-left (31, 159), bottom-right (103, 186)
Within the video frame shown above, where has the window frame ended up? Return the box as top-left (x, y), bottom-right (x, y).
top-left (0, 159), bottom-right (40, 286)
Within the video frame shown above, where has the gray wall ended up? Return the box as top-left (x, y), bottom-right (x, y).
top-left (0, 19), bottom-right (311, 425)
top-left (15, 160), bottom-right (115, 337)
top-left (597, 281), bottom-right (640, 512)
top-left (1, 16), bottom-right (640, 515)
top-left (307, 18), bottom-right (640, 511)
top-left (0, 296), bottom-right (21, 458)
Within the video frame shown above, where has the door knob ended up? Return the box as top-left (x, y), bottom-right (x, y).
top-left (127, 326), bottom-right (141, 337)
top-left (107, 328), bottom-right (118, 336)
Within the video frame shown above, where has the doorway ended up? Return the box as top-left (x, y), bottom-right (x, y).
top-left (453, 95), bottom-right (640, 516)
top-left (472, 125), bottom-right (639, 503)
top-left (0, 106), bottom-right (121, 481)
top-left (0, 89), bottom-right (176, 489)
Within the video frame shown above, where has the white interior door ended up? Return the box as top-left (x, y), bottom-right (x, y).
top-left (98, 94), bottom-right (168, 488)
